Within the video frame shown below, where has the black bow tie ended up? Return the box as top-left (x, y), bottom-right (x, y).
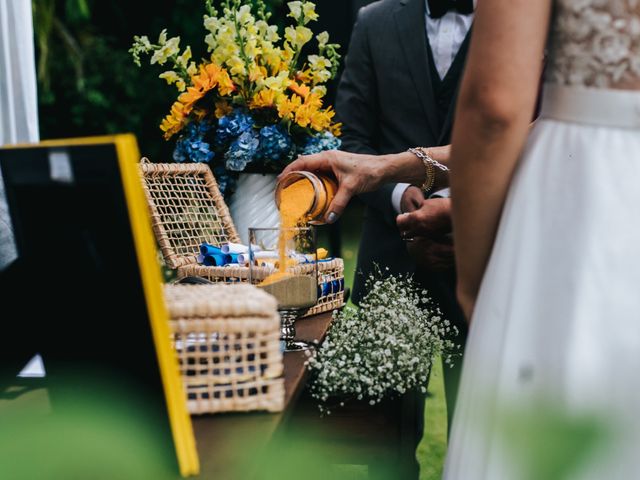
top-left (427, 0), bottom-right (474, 19)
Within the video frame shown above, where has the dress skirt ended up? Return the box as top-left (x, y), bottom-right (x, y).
top-left (444, 84), bottom-right (640, 480)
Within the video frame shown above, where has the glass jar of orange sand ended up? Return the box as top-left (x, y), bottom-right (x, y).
top-left (274, 171), bottom-right (337, 225)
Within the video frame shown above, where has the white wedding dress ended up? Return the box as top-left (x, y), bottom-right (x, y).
top-left (444, 1), bottom-right (640, 479)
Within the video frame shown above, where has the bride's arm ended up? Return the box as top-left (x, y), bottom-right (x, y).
top-left (451, 0), bottom-right (552, 320)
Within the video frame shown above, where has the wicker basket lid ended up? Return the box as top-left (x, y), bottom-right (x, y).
top-left (139, 161), bottom-right (241, 269)
top-left (164, 283), bottom-right (278, 318)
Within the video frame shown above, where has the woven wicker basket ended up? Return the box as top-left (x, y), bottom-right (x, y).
top-left (140, 160), bottom-right (345, 316)
top-left (164, 283), bottom-right (284, 414)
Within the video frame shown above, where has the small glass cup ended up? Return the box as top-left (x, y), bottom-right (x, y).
top-left (248, 226), bottom-right (318, 352)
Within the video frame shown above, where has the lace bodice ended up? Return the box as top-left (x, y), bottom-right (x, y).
top-left (546, 0), bottom-right (640, 89)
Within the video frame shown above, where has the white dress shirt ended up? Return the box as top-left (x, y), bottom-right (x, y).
top-left (391, 1), bottom-right (474, 214)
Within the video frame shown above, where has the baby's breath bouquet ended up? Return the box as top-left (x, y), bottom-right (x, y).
top-left (130, 0), bottom-right (342, 197)
top-left (307, 269), bottom-right (459, 415)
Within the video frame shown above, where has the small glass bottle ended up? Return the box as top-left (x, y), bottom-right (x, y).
top-left (274, 171), bottom-right (338, 225)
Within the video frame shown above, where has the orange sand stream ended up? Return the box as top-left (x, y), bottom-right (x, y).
top-left (260, 178), bottom-right (315, 286)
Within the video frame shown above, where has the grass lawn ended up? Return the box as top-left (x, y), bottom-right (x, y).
top-left (318, 202), bottom-right (448, 480)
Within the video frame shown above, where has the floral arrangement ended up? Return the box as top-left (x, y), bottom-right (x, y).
top-left (130, 0), bottom-right (342, 197)
top-left (307, 269), bottom-right (459, 415)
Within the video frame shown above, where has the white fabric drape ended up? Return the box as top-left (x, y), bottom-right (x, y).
top-left (0, 0), bottom-right (40, 270)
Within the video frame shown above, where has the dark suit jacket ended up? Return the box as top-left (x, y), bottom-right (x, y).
top-left (336, 0), bottom-right (469, 305)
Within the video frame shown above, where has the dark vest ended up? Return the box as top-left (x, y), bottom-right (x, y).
top-left (425, 28), bottom-right (472, 145)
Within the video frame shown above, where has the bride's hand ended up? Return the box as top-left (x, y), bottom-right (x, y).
top-left (279, 150), bottom-right (387, 223)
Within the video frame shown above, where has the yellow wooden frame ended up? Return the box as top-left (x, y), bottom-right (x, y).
top-left (3, 134), bottom-right (200, 476)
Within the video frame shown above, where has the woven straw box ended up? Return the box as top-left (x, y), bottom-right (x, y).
top-left (140, 161), bottom-right (345, 316)
top-left (164, 283), bottom-right (284, 414)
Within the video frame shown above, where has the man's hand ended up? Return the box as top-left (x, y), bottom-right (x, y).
top-left (400, 186), bottom-right (424, 213)
top-left (397, 197), bottom-right (452, 240)
top-left (406, 237), bottom-right (455, 272)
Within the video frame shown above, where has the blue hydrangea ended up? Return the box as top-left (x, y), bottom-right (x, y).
top-left (257, 124), bottom-right (294, 163)
top-left (215, 108), bottom-right (254, 148)
top-left (300, 131), bottom-right (342, 155)
top-left (225, 129), bottom-right (260, 171)
top-left (212, 164), bottom-right (238, 197)
top-left (173, 121), bottom-right (215, 163)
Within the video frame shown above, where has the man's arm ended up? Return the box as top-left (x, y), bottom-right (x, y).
top-left (335, 6), bottom-right (400, 226)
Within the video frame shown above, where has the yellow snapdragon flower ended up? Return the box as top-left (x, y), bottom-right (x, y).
top-left (227, 56), bottom-right (246, 76)
top-left (302, 3), bottom-right (319, 23)
top-left (316, 31), bottom-right (329, 48)
top-left (244, 38), bottom-right (262, 58)
top-left (205, 33), bottom-right (217, 52)
top-left (285, 26), bottom-right (313, 49)
top-left (236, 5), bottom-right (254, 25)
top-left (187, 62), bottom-right (198, 77)
top-left (311, 85), bottom-right (327, 97)
top-left (256, 21), bottom-right (280, 43)
top-left (307, 55), bottom-right (332, 84)
top-left (261, 71), bottom-right (291, 93)
top-left (151, 35), bottom-right (181, 65)
top-left (204, 15), bottom-right (221, 34)
top-left (308, 55), bottom-right (331, 71)
top-left (288, 1), bottom-right (319, 25)
top-left (287, 2), bottom-right (303, 21)
top-left (176, 46), bottom-right (192, 69)
top-left (312, 69), bottom-right (331, 84)
top-left (159, 70), bottom-right (186, 92)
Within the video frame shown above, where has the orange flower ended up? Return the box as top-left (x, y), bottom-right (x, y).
top-left (249, 64), bottom-right (268, 83)
top-left (288, 81), bottom-right (311, 99)
top-left (193, 63), bottom-right (223, 91)
top-left (215, 100), bottom-right (233, 119)
top-left (160, 101), bottom-right (189, 139)
top-left (192, 108), bottom-right (209, 122)
top-left (251, 89), bottom-right (278, 109)
top-left (305, 92), bottom-right (323, 109)
top-left (178, 63), bottom-right (235, 110)
top-left (216, 68), bottom-right (236, 96)
top-left (277, 94), bottom-right (302, 120)
top-left (330, 122), bottom-right (342, 137)
top-left (309, 108), bottom-right (334, 132)
top-left (295, 69), bottom-right (313, 84)
top-left (294, 103), bottom-right (314, 128)
top-left (178, 86), bottom-right (206, 110)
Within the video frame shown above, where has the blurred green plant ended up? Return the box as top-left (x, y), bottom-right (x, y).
top-left (497, 399), bottom-right (611, 480)
top-left (0, 375), bottom-right (176, 480)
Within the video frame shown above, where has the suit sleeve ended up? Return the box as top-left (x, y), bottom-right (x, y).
top-left (335, 6), bottom-right (401, 227)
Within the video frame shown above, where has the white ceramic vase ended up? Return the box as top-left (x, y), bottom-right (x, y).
top-left (227, 173), bottom-right (280, 245)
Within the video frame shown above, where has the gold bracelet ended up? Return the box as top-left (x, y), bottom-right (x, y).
top-left (408, 147), bottom-right (436, 194)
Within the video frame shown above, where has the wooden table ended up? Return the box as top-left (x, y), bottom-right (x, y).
top-left (191, 311), bottom-right (334, 479)
top-left (190, 310), bottom-right (420, 480)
